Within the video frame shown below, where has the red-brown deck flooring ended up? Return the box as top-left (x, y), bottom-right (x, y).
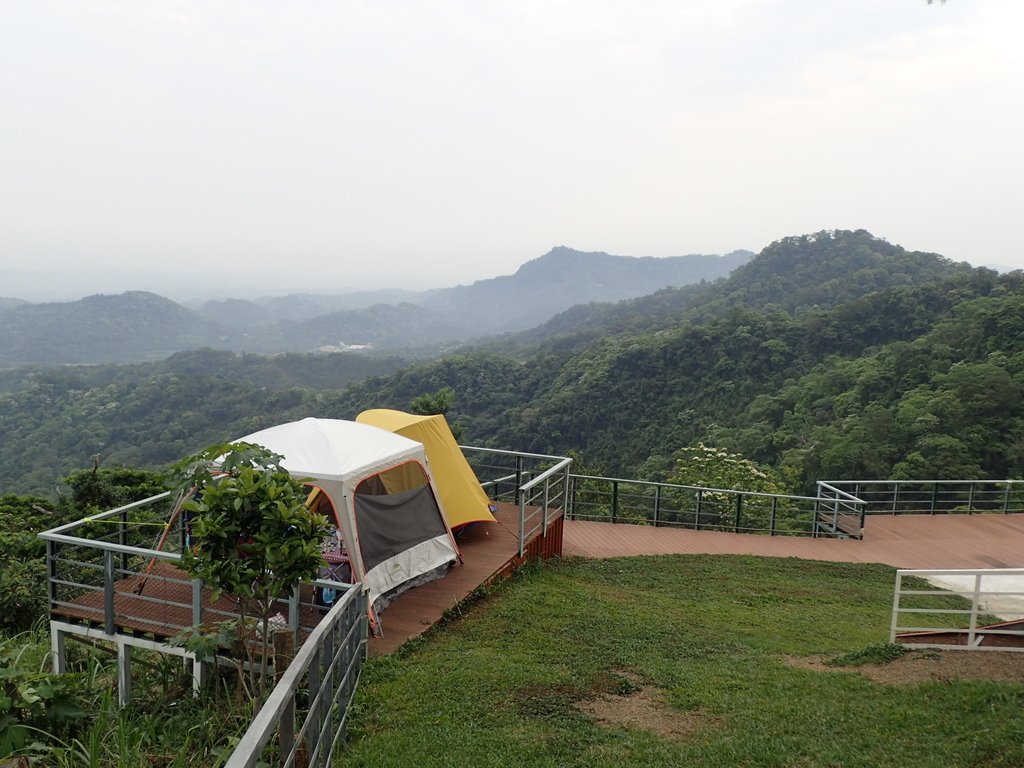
top-left (562, 513), bottom-right (1024, 569)
top-left (369, 503), bottom-right (527, 655)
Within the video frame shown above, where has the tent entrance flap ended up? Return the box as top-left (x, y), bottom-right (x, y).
top-left (355, 483), bottom-right (450, 574)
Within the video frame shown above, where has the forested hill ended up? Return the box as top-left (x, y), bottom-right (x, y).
top-left (1, 229), bottom-right (1021, 496)
top-left (498, 229), bottom-right (973, 351)
top-left (0, 297), bottom-right (28, 312)
top-left (0, 292), bottom-right (228, 366)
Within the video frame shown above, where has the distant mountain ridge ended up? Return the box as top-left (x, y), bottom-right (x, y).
top-left (418, 247), bottom-right (752, 334)
top-left (0, 297), bottom-right (29, 312)
top-left (0, 291), bottom-right (227, 366)
top-left (0, 246), bottom-right (750, 366)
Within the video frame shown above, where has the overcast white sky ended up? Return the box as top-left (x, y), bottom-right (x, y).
top-left (1, 1), bottom-right (1022, 300)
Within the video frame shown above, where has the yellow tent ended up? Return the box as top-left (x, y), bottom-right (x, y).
top-left (356, 409), bottom-right (497, 529)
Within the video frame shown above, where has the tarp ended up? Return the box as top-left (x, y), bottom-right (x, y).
top-left (357, 409), bottom-right (496, 529)
top-left (235, 417), bottom-right (459, 626)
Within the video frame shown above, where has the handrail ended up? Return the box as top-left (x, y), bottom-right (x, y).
top-left (831, 479), bottom-right (1023, 487)
top-left (573, 474), bottom-right (827, 504)
top-left (225, 584), bottom-right (367, 768)
top-left (522, 458), bottom-right (573, 491)
top-left (41, 491), bottom-right (173, 536)
top-left (816, 481), bottom-right (863, 503)
top-left (39, 531), bottom-right (183, 560)
top-left (461, 445), bottom-right (572, 462)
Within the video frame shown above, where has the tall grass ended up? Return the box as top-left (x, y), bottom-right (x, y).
top-left (1, 621), bottom-right (254, 767)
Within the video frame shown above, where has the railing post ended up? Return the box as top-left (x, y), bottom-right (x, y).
top-left (695, 489), bottom-right (703, 530)
top-left (568, 475), bottom-right (576, 520)
top-left (653, 485), bottom-right (661, 527)
top-left (930, 482), bottom-right (939, 515)
top-left (733, 494), bottom-right (742, 534)
top-left (119, 510), bottom-right (129, 573)
top-left (320, 631), bottom-right (336, 768)
top-left (47, 540), bottom-right (59, 609)
top-left (518, 496), bottom-right (526, 558)
top-left (280, 692), bottom-right (296, 767)
top-left (563, 466), bottom-right (571, 521)
top-left (515, 456), bottom-right (524, 497)
top-left (890, 572), bottom-right (903, 644)
top-left (104, 549), bottom-right (116, 636)
top-left (308, 647), bottom-right (322, 767)
top-left (1003, 482), bottom-right (1012, 514)
top-left (542, 478), bottom-right (550, 533)
top-left (892, 483), bottom-right (900, 515)
top-left (611, 480), bottom-right (619, 525)
top-left (967, 481), bottom-right (976, 513)
top-left (769, 496), bottom-right (777, 536)
top-left (289, 586), bottom-right (300, 646)
top-left (968, 573), bottom-right (982, 648)
top-left (191, 579), bottom-right (202, 627)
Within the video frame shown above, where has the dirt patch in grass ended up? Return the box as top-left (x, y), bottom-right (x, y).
top-left (788, 650), bottom-right (1024, 686)
top-left (574, 671), bottom-right (716, 740)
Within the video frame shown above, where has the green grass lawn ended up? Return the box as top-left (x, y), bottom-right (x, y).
top-left (345, 555), bottom-right (1024, 768)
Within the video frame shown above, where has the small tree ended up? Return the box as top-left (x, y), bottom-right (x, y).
top-left (666, 444), bottom-right (790, 531)
top-left (410, 386), bottom-right (466, 441)
top-left (172, 442), bottom-right (332, 702)
top-left (669, 443), bottom-right (787, 494)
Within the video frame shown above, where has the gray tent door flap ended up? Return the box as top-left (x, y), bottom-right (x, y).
top-left (354, 484), bottom-right (449, 574)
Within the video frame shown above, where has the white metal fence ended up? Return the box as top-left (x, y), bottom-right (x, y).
top-left (891, 568), bottom-right (1024, 652)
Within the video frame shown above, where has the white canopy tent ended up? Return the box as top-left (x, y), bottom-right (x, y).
top-left (236, 418), bottom-right (460, 631)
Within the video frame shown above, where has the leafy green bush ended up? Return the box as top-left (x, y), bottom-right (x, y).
top-left (173, 442), bottom-right (332, 702)
top-left (0, 642), bottom-right (87, 759)
top-left (0, 558), bottom-right (47, 633)
top-left (0, 495), bottom-right (63, 632)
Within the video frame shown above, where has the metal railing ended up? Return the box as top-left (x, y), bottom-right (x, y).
top-left (822, 480), bottom-right (1024, 516)
top-left (815, 482), bottom-right (868, 537)
top-left (565, 475), bottom-right (866, 538)
top-left (38, 493), bottom-right (345, 646)
top-left (225, 584), bottom-right (368, 768)
top-left (891, 568), bottom-right (1024, 652)
top-left (462, 446), bottom-right (573, 556)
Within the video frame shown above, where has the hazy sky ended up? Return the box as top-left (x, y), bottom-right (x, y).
top-left (2, 1), bottom-right (1022, 300)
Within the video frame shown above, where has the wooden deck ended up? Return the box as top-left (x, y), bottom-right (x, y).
top-left (562, 513), bottom-right (1024, 568)
top-left (52, 560), bottom-right (325, 639)
top-left (369, 503), bottom-right (560, 655)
